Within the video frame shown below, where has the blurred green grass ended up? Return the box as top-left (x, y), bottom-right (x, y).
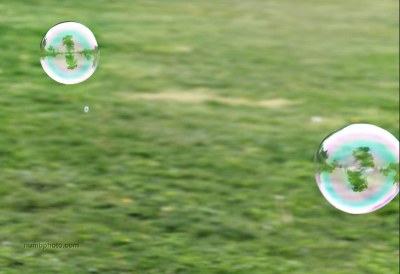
top-left (0, 0), bottom-right (398, 273)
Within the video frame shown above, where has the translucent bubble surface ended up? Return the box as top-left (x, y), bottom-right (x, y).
top-left (315, 124), bottom-right (399, 214)
top-left (40, 22), bottom-right (99, 85)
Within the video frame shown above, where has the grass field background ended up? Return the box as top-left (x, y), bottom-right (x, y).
top-left (0, 0), bottom-right (399, 273)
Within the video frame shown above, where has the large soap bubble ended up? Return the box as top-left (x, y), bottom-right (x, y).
top-left (315, 124), bottom-right (399, 214)
top-left (40, 22), bottom-right (99, 85)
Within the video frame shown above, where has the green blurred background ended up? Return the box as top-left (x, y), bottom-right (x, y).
top-left (0, 0), bottom-right (398, 273)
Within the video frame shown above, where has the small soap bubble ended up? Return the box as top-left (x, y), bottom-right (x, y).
top-left (84, 106), bottom-right (89, 113)
top-left (40, 22), bottom-right (100, 85)
top-left (314, 124), bottom-right (399, 214)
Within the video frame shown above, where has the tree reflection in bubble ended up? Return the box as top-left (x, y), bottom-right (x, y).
top-left (39, 22), bottom-right (99, 85)
top-left (316, 145), bottom-right (398, 192)
top-left (314, 124), bottom-right (399, 214)
top-left (40, 35), bottom-right (99, 70)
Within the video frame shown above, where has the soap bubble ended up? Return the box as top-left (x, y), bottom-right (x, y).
top-left (315, 124), bottom-right (399, 214)
top-left (40, 22), bottom-right (99, 85)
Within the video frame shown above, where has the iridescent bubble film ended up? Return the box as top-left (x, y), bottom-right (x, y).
top-left (314, 124), bottom-right (399, 214)
top-left (40, 22), bottom-right (99, 85)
